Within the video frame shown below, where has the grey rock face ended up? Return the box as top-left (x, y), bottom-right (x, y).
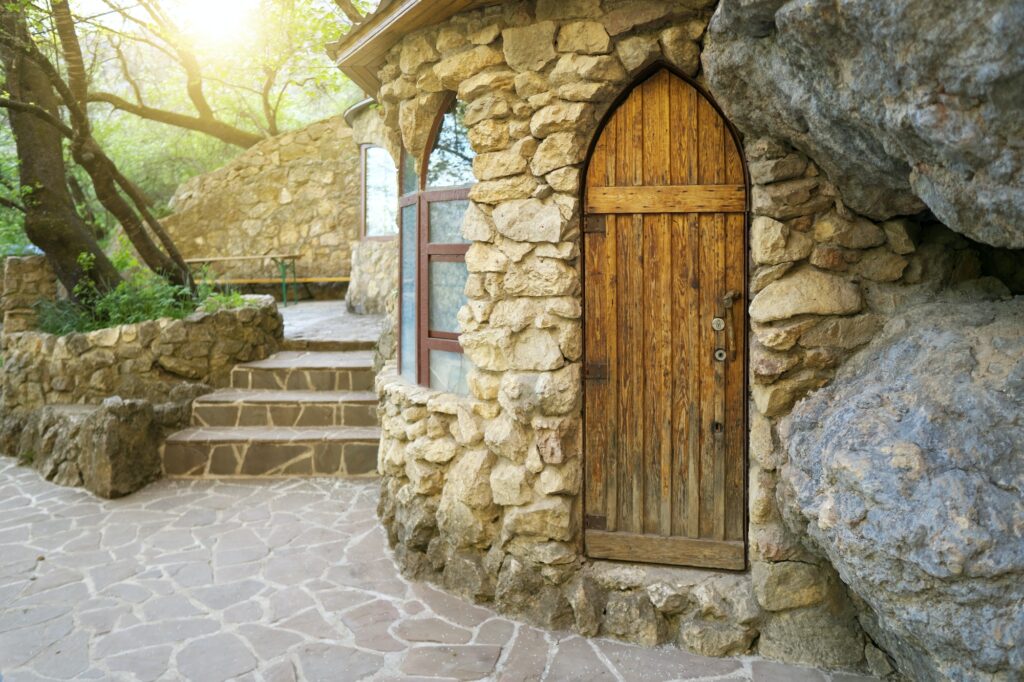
top-left (778, 292), bottom-right (1024, 680)
top-left (704, 0), bottom-right (1024, 248)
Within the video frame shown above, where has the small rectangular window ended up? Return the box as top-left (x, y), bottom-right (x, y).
top-left (428, 259), bottom-right (468, 334)
top-left (362, 146), bottom-right (398, 238)
top-left (429, 349), bottom-right (471, 394)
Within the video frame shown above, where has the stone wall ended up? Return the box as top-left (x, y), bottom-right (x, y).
top-left (360, 0), bottom-right (1015, 677)
top-left (1, 296), bottom-right (283, 411)
top-left (347, 238), bottom-right (399, 314)
top-left (346, 102), bottom-right (401, 315)
top-left (164, 116), bottom-right (359, 282)
top-left (1, 256), bottom-right (58, 333)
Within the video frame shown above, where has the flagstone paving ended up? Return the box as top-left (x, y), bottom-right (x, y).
top-left (0, 459), bottom-right (874, 682)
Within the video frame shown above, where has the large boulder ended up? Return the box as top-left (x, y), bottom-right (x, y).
top-left (703, 0), bottom-right (1024, 248)
top-left (778, 288), bottom-right (1024, 680)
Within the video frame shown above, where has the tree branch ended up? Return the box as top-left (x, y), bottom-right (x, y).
top-left (333, 0), bottom-right (364, 24)
top-left (87, 92), bottom-right (264, 147)
top-left (0, 96), bottom-right (75, 138)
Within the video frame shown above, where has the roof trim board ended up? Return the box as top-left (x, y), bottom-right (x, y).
top-left (331, 0), bottom-right (500, 96)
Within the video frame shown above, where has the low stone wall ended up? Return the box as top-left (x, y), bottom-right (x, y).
top-left (163, 116), bottom-right (360, 282)
top-left (0, 399), bottom-right (162, 499)
top-left (1, 256), bottom-right (58, 333)
top-left (346, 238), bottom-right (399, 314)
top-left (1, 296), bottom-right (283, 411)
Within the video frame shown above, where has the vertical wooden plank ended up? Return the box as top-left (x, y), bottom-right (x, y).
top-left (641, 71), bottom-right (672, 536)
top-left (604, 213), bottom-right (619, 532)
top-left (584, 226), bottom-right (606, 524)
top-left (697, 95), bottom-right (726, 539)
top-left (724, 133), bottom-right (746, 543)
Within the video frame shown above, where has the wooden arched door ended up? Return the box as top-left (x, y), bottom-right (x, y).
top-left (582, 68), bottom-right (748, 570)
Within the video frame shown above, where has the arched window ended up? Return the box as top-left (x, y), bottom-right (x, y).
top-left (397, 96), bottom-right (475, 393)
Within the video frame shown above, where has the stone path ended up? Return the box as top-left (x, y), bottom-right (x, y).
top-left (0, 459), bottom-right (872, 682)
top-left (279, 302), bottom-right (384, 351)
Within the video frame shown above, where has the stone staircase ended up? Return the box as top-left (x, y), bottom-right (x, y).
top-left (162, 345), bottom-right (381, 479)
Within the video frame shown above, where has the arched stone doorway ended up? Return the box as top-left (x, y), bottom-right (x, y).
top-left (581, 67), bottom-right (750, 570)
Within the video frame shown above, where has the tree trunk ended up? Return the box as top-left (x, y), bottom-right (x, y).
top-left (0, 11), bottom-right (120, 295)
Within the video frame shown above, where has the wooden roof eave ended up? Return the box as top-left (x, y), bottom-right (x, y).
top-left (331, 0), bottom-right (502, 97)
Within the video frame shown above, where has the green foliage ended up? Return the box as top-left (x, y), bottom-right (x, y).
top-left (17, 449), bottom-right (35, 467)
top-left (35, 254), bottom-right (256, 335)
top-left (201, 290), bottom-right (257, 313)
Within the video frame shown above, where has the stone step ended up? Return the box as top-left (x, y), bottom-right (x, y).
top-left (162, 426), bottom-right (380, 479)
top-left (192, 389), bottom-right (378, 428)
top-left (281, 338), bottom-right (377, 352)
top-left (230, 351), bottom-right (375, 391)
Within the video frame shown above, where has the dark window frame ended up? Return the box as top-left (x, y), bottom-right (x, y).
top-left (360, 143), bottom-right (399, 241)
top-left (397, 93), bottom-right (473, 388)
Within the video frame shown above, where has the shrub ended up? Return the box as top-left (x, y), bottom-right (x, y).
top-left (34, 259), bottom-right (258, 335)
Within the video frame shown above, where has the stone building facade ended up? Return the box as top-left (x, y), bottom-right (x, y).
top-left (164, 116), bottom-right (360, 285)
top-left (330, 1), bottom-right (1023, 679)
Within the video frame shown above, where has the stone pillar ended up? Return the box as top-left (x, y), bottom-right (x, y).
top-left (2, 255), bottom-right (58, 333)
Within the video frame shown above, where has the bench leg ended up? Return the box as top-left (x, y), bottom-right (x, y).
top-left (276, 259), bottom-right (289, 307)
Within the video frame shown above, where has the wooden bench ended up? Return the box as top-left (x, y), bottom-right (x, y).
top-left (184, 255), bottom-right (349, 306)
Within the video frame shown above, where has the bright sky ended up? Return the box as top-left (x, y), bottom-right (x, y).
top-left (75, 0), bottom-right (262, 50)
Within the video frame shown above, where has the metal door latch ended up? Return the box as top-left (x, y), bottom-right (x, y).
top-left (714, 349), bottom-right (727, 362)
top-left (711, 317), bottom-right (725, 331)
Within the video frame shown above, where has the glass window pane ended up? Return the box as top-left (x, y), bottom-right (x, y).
top-left (426, 100), bottom-right (475, 188)
top-left (429, 259), bottom-right (468, 333)
top-left (429, 200), bottom-right (469, 244)
top-left (400, 204), bottom-right (417, 382)
top-left (364, 147), bottom-right (398, 237)
top-left (430, 350), bottom-right (470, 395)
top-left (401, 150), bottom-right (419, 196)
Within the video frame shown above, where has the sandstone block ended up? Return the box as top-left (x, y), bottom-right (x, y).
top-left (531, 132), bottom-right (585, 176)
top-left (752, 561), bottom-right (829, 611)
top-left (445, 448), bottom-right (495, 509)
top-left (603, 591), bottom-right (666, 647)
top-left (748, 153), bottom-right (808, 185)
top-left (502, 496), bottom-right (573, 541)
top-left (752, 369), bottom-right (830, 417)
top-left (557, 21), bottom-right (611, 55)
top-left (503, 22), bottom-right (557, 72)
top-left (536, 0), bottom-right (600, 21)
top-left (853, 246), bottom-right (909, 282)
top-left (549, 54), bottom-right (626, 86)
top-left (530, 101), bottom-right (593, 138)
top-left (458, 68), bottom-right (516, 102)
top-left (490, 458), bottom-right (531, 506)
top-left (751, 216), bottom-right (814, 265)
top-left (616, 34), bottom-right (661, 72)
top-left (882, 218), bottom-right (919, 254)
top-left (492, 198), bottom-right (563, 243)
top-left (484, 412), bottom-right (529, 463)
top-left (659, 27), bottom-right (700, 76)
top-left (470, 175), bottom-right (539, 204)
top-left (813, 211), bottom-right (887, 249)
top-left (749, 266), bottom-right (862, 323)
top-left (434, 46), bottom-right (505, 90)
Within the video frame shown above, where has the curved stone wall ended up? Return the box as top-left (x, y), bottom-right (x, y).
top-left (163, 116), bottom-right (360, 281)
top-left (366, 0), bottom-right (1008, 675)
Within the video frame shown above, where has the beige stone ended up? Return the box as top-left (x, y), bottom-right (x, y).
top-left (504, 256), bottom-right (578, 297)
top-left (484, 412), bottom-right (529, 463)
top-left (753, 561), bottom-right (830, 612)
top-left (466, 244), bottom-right (510, 273)
top-left (492, 198), bottom-right (563, 242)
top-left (537, 461), bottom-right (580, 495)
top-left (659, 27), bottom-right (700, 76)
top-left (798, 313), bottom-right (883, 350)
top-left (751, 178), bottom-right (833, 220)
top-left (616, 34), bottom-right (661, 72)
top-left (549, 54), bottom-right (627, 86)
top-left (751, 369), bottom-right (829, 417)
top-left (468, 119), bottom-right (510, 153)
top-left (882, 218), bottom-right (919, 254)
top-left (464, 93), bottom-right (511, 126)
top-left (603, 1), bottom-right (670, 36)
top-left (536, 0), bottom-right (600, 20)
top-left (853, 246), bottom-right (909, 282)
top-left (469, 23), bottom-right (501, 46)
top-left (473, 148), bottom-right (529, 181)
top-left (470, 175), bottom-right (539, 204)
top-left (434, 46), bottom-right (505, 90)
top-left (458, 68), bottom-right (516, 101)
top-left (490, 458), bottom-right (532, 506)
top-left (751, 216), bottom-right (814, 265)
top-left (557, 21), bottom-right (611, 55)
top-left (537, 364), bottom-right (581, 415)
top-left (531, 132), bottom-right (585, 176)
top-left (436, 27), bottom-right (468, 53)
top-left (407, 458), bottom-right (444, 495)
top-left (406, 436), bottom-right (460, 464)
top-left (461, 202), bottom-right (496, 242)
top-left (749, 266), bottom-right (863, 323)
top-left (509, 328), bottom-right (564, 371)
top-left (751, 344), bottom-right (800, 382)
top-left (400, 34), bottom-right (439, 75)
top-left (556, 81), bottom-right (616, 102)
top-left (813, 211), bottom-right (887, 249)
top-left (503, 22), bottom-right (557, 71)
top-left (514, 72), bottom-right (549, 98)
top-left (400, 92), bottom-right (448, 158)
top-left (750, 262), bottom-right (794, 294)
top-left (461, 328), bottom-right (512, 371)
top-left (445, 448), bottom-right (496, 509)
top-left (749, 467), bottom-right (777, 523)
top-left (748, 153), bottom-right (808, 185)
top-left (502, 497), bottom-right (573, 541)
top-left (530, 102), bottom-right (593, 138)
top-left (749, 413), bottom-right (781, 470)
